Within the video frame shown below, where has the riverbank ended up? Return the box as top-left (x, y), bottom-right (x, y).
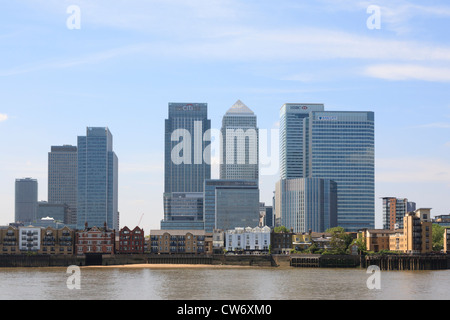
top-left (0, 253), bottom-right (448, 270)
top-left (84, 263), bottom-right (258, 269)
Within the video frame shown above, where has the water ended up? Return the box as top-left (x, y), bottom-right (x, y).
top-left (0, 266), bottom-right (449, 300)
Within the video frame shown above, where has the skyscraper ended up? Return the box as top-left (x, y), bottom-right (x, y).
top-left (220, 100), bottom-right (259, 182)
top-left (307, 111), bottom-right (375, 232)
top-left (382, 197), bottom-right (416, 230)
top-left (203, 179), bottom-right (260, 233)
top-left (77, 127), bottom-right (119, 231)
top-left (48, 145), bottom-right (77, 225)
top-left (277, 104), bottom-right (375, 232)
top-left (275, 178), bottom-right (337, 233)
top-left (162, 103), bottom-right (211, 230)
top-left (15, 178), bottom-right (38, 223)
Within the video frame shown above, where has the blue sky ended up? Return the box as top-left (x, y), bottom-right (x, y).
top-left (1, 0), bottom-right (450, 231)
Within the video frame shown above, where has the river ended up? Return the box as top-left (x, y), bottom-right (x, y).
top-left (0, 266), bottom-right (449, 300)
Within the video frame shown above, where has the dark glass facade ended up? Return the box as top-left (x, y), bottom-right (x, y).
top-left (162, 103), bottom-right (211, 230)
top-left (204, 179), bottom-right (259, 233)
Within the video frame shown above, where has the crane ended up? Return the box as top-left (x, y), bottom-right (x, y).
top-left (138, 213), bottom-right (144, 227)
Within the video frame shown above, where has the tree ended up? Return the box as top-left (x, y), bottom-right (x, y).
top-left (274, 226), bottom-right (290, 233)
top-left (326, 227), bottom-right (353, 255)
top-left (432, 224), bottom-right (445, 252)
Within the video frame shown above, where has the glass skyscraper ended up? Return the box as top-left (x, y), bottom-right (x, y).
top-left (77, 127), bottom-right (119, 231)
top-left (220, 100), bottom-right (259, 182)
top-left (275, 178), bottom-right (337, 233)
top-left (204, 179), bottom-right (260, 233)
top-left (48, 145), bottom-right (77, 225)
top-left (278, 104), bottom-right (375, 232)
top-left (15, 178), bottom-right (38, 224)
top-left (162, 103), bottom-right (211, 230)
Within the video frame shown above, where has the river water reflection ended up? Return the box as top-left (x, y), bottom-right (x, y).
top-left (0, 266), bottom-right (449, 300)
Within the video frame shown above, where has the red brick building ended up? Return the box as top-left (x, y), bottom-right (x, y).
top-left (75, 223), bottom-right (115, 255)
top-left (117, 226), bottom-right (145, 254)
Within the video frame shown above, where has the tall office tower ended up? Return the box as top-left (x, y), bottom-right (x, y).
top-left (275, 178), bottom-right (337, 233)
top-left (382, 197), bottom-right (416, 230)
top-left (48, 145), bottom-right (77, 225)
top-left (308, 111), bottom-right (375, 232)
top-left (203, 179), bottom-right (260, 233)
top-left (15, 178), bottom-right (38, 223)
top-left (220, 100), bottom-right (259, 182)
top-left (279, 104), bottom-right (325, 180)
top-left (277, 104), bottom-right (375, 232)
top-left (77, 127), bottom-right (119, 231)
top-left (162, 103), bottom-right (211, 230)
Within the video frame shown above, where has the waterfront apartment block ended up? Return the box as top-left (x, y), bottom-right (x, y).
top-left (0, 226), bottom-right (74, 255)
top-left (403, 209), bottom-right (432, 254)
top-left (149, 230), bottom-right (212, 255)
top-left (359, 229), bottom-right (396, 252)
top-left (359, 208), bottom-right (432, 254)
top-left (0, 226), bottom-right (19, 254)
top-left (75, 224), bottom-right (115, 255)
top-left (225, 226), bottom-right (271, 253)
top-left (117, 226), bottom-right (145, 254)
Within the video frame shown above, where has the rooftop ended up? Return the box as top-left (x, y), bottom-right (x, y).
top-left (225, 100), bottom-right (254, 115)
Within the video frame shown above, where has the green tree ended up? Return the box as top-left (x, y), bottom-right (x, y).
top-left (274, 226), bottom-right (290, 233)
top-left (432, 224), bottom-right (445, 252)
top-left (326, 227), bottom-right (353, 255)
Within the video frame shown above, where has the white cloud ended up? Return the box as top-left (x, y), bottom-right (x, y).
top-left (0, 114), bottom-right (8, 122)
top-left (364, 64), bottom-right (450, 82)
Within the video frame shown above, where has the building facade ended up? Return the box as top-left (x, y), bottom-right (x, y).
top-left (75, 224), bottom-right (115, 255)
top-left (0, 226), bottom-right (74, 255)
top-left (220, 100), bottom-right (259, 182)
top-left (161, 192), bottom-right (204, 230)
top-left (162, 103), bottom-right (211, 230)
top-left (149, 230), bottom-right (211, 255)
top-left (359, 229), bottom-right (396, 252)
top-left (117, 226), bottom-right (145, 254)
top-left (15, 178), bottom-right (38, 224)
top-left (277, 104), bottom-right (375, 232)
top-left (77, 127), bottom-right (119, 231)
top-left (40, 226), bottom-right (74, 255)
top-left (382, 197), bottom-right (416, 230)
top-left (360, 208), bottom-right (433, 254)
top-left (402, 209), bottom-right (432, 254)
top-left (48, 145), bottom-right (78, 225)
top-left (204, 179), bottom-right (260, 233)
top-left (0, 226), bottom-right (19, 255)
top-left (271, 230), bottom-right (294, 254)
top-left (225, 226), bottom-right (271, 253)
top-left (37, 202), bottom-right (69, 224)
top-left (275, 178), bottom-right (337, 233)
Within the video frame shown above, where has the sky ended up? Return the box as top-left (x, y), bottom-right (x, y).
top-left (1, 0), bottom-right (450, 232)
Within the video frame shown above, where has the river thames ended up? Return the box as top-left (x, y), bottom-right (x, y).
top-left (0, 266), bottom-right (449, 300)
